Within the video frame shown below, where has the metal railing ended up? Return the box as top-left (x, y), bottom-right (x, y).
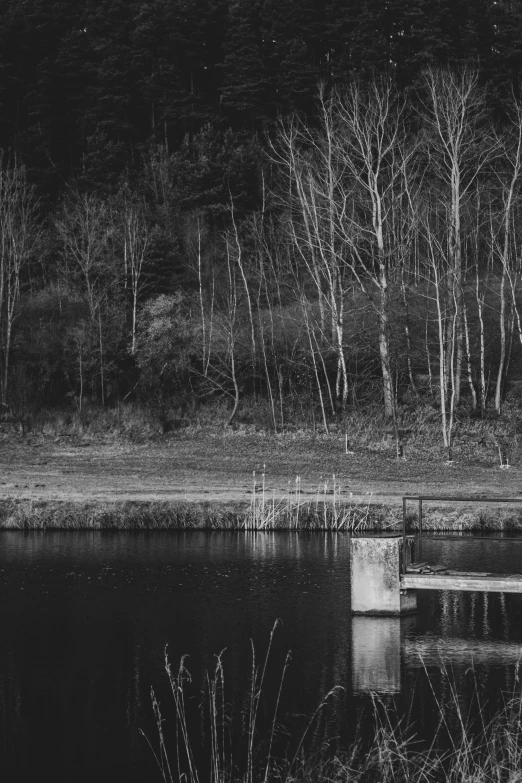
top-left (402, 495), bottom-right (522, 574)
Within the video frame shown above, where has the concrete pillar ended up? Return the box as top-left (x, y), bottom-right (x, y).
top-left (350, 535), bottom-right (417, 615)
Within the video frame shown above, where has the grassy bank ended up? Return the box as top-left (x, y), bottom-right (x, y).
top-left (2, 496), bottom-right (522, 531)
top-left (0, 496), bottom-right (384, 530)
top-left (3, 402), bottom-right (522, 530)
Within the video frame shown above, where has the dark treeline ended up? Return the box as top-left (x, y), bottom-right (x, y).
top-left (2, 0), bottom-right (522, 452)
top-left (3, 0), bottom-right (522, 195)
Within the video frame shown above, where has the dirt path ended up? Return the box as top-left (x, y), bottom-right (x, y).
top-left (0, 432), bottom-right (521, 511)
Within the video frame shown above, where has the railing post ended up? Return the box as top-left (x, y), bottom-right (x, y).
top-left (419, 498), bottom-right (423, 562)
top-left (402, 497), bottom-right (407, 574)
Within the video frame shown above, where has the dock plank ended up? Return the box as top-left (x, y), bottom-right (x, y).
top-left (401, 572), bottom-right (522, 593)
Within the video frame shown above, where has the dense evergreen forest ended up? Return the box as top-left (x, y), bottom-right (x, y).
top-left (2, 0), bottom-right (522, 452)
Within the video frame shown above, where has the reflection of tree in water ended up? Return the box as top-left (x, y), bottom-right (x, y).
top-left (127, 642), bottom-right (142, 757)
top-left (0, 652), bottom-right (22, 763)
top-left (0, 586), bottom-right (147, 779)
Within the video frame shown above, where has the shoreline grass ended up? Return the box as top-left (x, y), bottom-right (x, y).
top-left (2, 497), bottom-right (522, 531)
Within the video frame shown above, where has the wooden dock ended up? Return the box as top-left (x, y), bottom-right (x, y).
top-left (402, 571), bottom-right (522, 593)
top-left (351, 532), bottom-right (522, 615)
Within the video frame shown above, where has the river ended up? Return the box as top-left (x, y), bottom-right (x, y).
top-left (1, 530), bottom-right (522, 781)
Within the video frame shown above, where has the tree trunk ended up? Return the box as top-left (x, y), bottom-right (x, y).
top-left (378, 268), bottom-right (394, 419)
top-left (401, 265), bottom-right (417, 395)
top-left (463, 301), bottom-right (477, 410)
top-left (98, 308), bottom-right (105, 407)
top-left (495, 261), bottom-right (507, 413)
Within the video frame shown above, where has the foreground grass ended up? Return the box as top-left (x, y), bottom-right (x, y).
top-left (145, 625), bottom-right (522, 783)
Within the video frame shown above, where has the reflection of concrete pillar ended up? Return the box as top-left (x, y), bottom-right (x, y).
top-left (350, 536), bottom-right (416, 615)
top-left (352, 616), bottom-right (401, 693)
top-left (352, 617), bottom-right (401, 693)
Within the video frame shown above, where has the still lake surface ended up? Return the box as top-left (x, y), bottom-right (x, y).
top-left (2, 530), bottom-right (522, 782)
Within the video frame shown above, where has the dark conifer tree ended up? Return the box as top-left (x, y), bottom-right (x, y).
top-left (132, 0), bottom-right (227, 147)
top-left (75, 0), bottom-right (141, 191)
top-left (171, 125), bottom-right (262, 221)
top-left (261, 0), bottom-right (329, 116)
top-left (0, 1), bottom-right (96, 193)
top-left (221, 0), bottom-right (273, 126)
top-left (487, 0), bottom-right (522, 101)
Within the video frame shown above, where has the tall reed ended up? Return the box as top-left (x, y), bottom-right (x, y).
top-left (141, 621), bottom-right (340, 783)
top-left (246, 471), bottom-right (374, 531)
top-left (143, 639), bottom-right (522, 783)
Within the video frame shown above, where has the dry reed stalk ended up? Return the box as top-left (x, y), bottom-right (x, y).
top-left (142, 636), bottom-right (522, 783)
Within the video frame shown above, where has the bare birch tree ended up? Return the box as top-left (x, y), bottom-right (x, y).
top-left (274, 79), bottom-right (415, 439)
top-left (422, 211), bottom-right (459, 459)
top-left (273, 107), bottom-right (350, 410)
top-left (55, 192), bottom-right (114, 405)
top-left (117, 187), bottom-right (151, 354)
top-left (332, 78), bottom-right (415, 427)
top-left (0, 156), bottom-right (41, 402)
top-left (419, 68), bottom-right (496, 407)
top-left (492, 98), bottom-right (522, 413)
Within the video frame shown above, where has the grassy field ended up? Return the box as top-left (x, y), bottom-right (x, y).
top-left (2, 421), bottom-right (522, 529)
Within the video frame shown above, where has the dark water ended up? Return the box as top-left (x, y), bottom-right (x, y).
top-left (2, 531), bottom-right (522, 782)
